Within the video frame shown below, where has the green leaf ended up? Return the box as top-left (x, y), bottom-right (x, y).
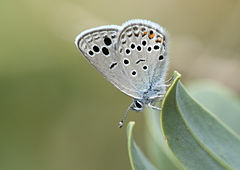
top-left (143, 71), bottom-right (184, 170)
top-left (161, 71), bottom-right (240, 169)
top-left (188, 81), bottom-right (240, 136)
top-left (144, 108), bottom-right (183, 170)
top-left (127, 122), bottom-right (156, 170)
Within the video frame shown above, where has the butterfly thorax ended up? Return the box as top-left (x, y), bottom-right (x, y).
top-left (131, 85), bottom-right (166, 112)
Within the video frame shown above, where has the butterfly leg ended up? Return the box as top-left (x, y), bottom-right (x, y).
top-left (148, 103), bottom-right (161, 111)
top-left (163, 74), bottom-right (174, 84)
top-left (148, 93), bottom-right (165, 110)
top-left (148, 94), bottom-right (165, 100)
top-left (155, 74), bottom-right (174, 88)
top-left (156, 83), bottom-right (172, 88)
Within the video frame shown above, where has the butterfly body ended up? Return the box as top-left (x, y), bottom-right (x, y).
top-left (75, 19), bottom-right (170, 127)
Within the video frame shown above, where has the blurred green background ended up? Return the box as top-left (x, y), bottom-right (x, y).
top-left (1, 0), bottom-right (240, 169)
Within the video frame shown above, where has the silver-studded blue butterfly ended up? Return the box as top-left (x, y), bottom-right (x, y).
top-left (75, 19), bottom-right (172, 128)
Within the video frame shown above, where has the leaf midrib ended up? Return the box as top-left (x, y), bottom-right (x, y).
top-left (175, 82), bottom-right (239, 169)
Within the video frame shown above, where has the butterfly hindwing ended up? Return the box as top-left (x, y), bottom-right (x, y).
top-left (116, 19), bottom-right (169, 98)
top-left (75, 25), bottom-right (140, 99)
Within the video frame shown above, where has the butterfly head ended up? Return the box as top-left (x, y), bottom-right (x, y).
top-left (131, 99), bottom-right (144, 112)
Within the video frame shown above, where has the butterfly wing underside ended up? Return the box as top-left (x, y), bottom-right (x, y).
top-left (75, 25), bottom-right (140, 99)
top-left (116, 20), bottom-right (169, 98)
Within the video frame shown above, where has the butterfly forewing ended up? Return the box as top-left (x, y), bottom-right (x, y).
top-left (117, 20), bottom-right (169, 98)
top-left (75, 25), bottom-right (140, 99)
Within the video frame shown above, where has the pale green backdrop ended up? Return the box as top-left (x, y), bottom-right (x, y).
top-left (0, 0), bottom-right (240, 169)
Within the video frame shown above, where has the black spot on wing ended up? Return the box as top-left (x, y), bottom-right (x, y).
top-left (93, 45), bottom-right (100, 52)
top-left (159, 55), bottom-right (164, 60)
top-left (102, 47), bottom-right (109, 55)
top-left (104, 37), bottom-right (112, 46)
top-left (136, 59), bottom-right (145, 64)
top-left (110, 62), bottom-right (118, 69)
top-left (88, 50), bottom-right (94, 56)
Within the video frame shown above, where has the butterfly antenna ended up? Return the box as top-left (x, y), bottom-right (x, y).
top-left (118, 103), bottom-right (133, 128)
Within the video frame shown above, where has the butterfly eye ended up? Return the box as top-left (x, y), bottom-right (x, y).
top-left (135, 100), bottom-right (143, 109)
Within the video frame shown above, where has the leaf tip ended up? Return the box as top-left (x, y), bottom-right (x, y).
top-left (127, 121), bottom-right (135, 136)
top-left (173, 70), bottom-right (181, 80)
top-left (128, 121), bottom-right (135, 127)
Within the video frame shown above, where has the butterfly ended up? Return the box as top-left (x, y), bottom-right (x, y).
top-left (75, 19), bottom-right (172, 128)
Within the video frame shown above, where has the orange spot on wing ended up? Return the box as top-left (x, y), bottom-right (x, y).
top-left (142, 31), bottom-right (147, 37)
top-left (148, 32), bottom-right (155, 39)
top-left (156, 38), bottom-right (162, 43)
top-left (134, 33), bottom-right (139, 37)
